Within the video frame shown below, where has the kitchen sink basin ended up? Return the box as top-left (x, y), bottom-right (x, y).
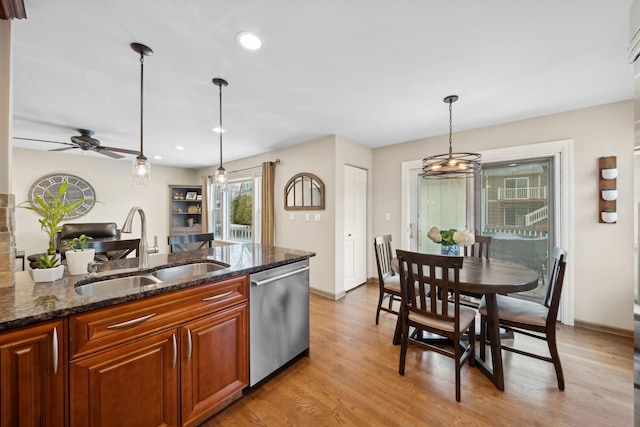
top-left (75, 275), bottom-right (161, 297)
top-left (151, 262), bottom-right (227, 282)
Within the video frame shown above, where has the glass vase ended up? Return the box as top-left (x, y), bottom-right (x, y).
top-left (441, 244), bottom-right (460, 256)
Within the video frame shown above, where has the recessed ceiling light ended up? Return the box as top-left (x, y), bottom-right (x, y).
top-left (153, 155), bottom-right (162, 160)
top-left (174, 145), bottom-right (185, 150)
top-left (236, 32), bottom-right (262, 50)
top-left (212, 127), bottom-right (226, 133)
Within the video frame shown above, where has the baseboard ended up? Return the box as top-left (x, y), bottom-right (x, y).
top-left (310, 287), bottom-right (345, 300)
top-left (574, 319), bottom-right (632, 338)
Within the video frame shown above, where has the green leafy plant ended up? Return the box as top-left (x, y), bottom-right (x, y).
top-left (19, 181), bottom-right (92, 256)
top-left (35, 254), bottom-right (60, 269)
top-left (70, 234), bottom-right (93, 252)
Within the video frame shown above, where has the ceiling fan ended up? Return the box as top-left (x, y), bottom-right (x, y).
top-left (14, 129), bottom-right (140, 159)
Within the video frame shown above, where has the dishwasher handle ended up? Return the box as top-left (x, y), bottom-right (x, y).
top-left (251, 266), bottom-right (310, 287)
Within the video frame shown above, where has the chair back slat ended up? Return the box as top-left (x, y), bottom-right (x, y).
top-left (464, 234), bottom-right (492, 259)
top-left (374, 235), bottom-right (395, 281)
top-left (396, 250), bottom-right (464, 326)
top-left (544, 247), bottom-right (568, 317)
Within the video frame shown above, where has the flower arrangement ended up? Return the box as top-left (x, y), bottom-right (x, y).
top-left (427, 227), bottom-right (475, 247)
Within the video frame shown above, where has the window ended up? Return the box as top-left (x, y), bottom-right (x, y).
top-left (211, 172), bottom-right (261, 244)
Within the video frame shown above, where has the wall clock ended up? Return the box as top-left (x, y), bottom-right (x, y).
top-left (28, 173), bottom-right (96, 219)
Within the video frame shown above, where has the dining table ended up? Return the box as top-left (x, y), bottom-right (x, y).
top-left (391, 256), bottom-right (539, 391)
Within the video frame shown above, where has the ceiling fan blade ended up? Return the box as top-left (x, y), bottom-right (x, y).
top-left (95, 149), bottom-right (124, 159)
top-left (49, 147), bottom-right (78, 152)
top-left (99, 146), bottom-right (141, 155)
top-left (14, 136), bottom-right (75, 147)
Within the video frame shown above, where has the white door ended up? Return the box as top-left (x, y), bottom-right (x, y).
top-left (344, 165), bottom-right (367, 291)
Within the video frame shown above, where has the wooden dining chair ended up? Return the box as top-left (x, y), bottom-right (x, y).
top-left (463, 234), bottom-right (492, 258)
top-left (396, 250), bottom-right (475, 402)
top-left (374, 235), bottom-right (401, 324)
top-left (459, 234), bottom-right (493, 308)
top-left (167, 233), bottom-right (215, 253)
top-left (478, 247), bottom-right (568, 390)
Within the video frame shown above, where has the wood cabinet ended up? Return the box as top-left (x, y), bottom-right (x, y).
top-left (0, 319), bottom-right (67, 427)
top-left (170, 185), bottom-right (203, 239)
top-left (69, 275), bottom-right (248, 426)
top-left (181, 303), bottom-right (247, 427)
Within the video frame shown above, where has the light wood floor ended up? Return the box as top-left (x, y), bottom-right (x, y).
top-left (203, 282), bottom-right (633, 426)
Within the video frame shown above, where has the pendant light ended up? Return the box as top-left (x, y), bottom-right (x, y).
top-left (131, 42), bottom-right (153, 187)
top-left (212, 77), bottom-right (229, 191)
top-left (421, 95), bottom-right (481, 179)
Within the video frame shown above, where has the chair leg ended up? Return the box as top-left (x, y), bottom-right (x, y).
top-left (399, 318), bottom-right (408, 376)
top-left (376, 288), bottom-right (384, 325)
top-left (455, 339), bottom-right (461, 402)
top-left (547, 329), bottom-right (565, 390)
top-left (468, 321), bottom-right (475, 367)
top-left (479, 314), bottom-right (487, 361)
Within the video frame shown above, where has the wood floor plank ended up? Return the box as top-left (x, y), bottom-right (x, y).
top-left (201, 282), bottom-right (633, 426)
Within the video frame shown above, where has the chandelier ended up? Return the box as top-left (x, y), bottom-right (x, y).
top-left (212, 78), bottom-right (229, 191)
top-left (131, 42), bottom-right (153, 187)
top-left (421, 95), bottom-right (481, 179)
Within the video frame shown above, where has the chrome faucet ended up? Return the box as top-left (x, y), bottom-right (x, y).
top-left (122, 206), bottom-right (158, 270)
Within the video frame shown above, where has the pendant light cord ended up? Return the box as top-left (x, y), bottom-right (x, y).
top-left (139, 53), bottom-right (145, 158)
top-left (218, 83), bottom-right (223, 168)
top-left (448, 97), bottom-right (453, 158)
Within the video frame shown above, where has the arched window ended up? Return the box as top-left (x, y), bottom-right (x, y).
top-left (284, 173), bottom-right (325, 210)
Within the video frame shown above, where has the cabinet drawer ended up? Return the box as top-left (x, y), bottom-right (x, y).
top-left (69, 275), bottom-right (248, 359)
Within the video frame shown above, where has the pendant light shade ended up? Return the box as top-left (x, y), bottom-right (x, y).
top-left (131, 42), bottom-right (153, 187)
top-left (212, 77), bottom-right (229, 191)
top-left (421, 95), bottom-right (481, 179)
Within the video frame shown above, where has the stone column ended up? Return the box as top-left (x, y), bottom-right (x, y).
top-left (0, 20), bottom-right (15, 287)
top-left (0, 194), bottom-right (15, 287)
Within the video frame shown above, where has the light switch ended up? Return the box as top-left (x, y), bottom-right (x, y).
top-left (305, 213), bottom-right (310, 222)
top-left (385, 212), bottom-right (391, 221)
top-left (314, 213), bottom-right (321, 221)
top-left (289, 212), bottom-right (295, 220)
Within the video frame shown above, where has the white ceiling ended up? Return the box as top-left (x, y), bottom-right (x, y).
top-left (9, 0), bottom-right (634, 169)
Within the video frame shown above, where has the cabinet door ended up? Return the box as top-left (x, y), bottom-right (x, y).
top-left (181, 303), bottom-right (248, 427)
top-left (0, 319), bottom-right (67, 427)
top-left (70, 328), bottom-right (179, 427)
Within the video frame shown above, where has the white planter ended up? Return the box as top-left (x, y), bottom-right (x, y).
top-left (65, 249), bottom-right (95, 275)
top-left (601, 168), bottom-right (618, 180)
top-left (601, 211), bottom-right (617, 223)
top-left (31, 265), bottom-right (64, 283)
top-left (601, 189), bottom-right (618, 201)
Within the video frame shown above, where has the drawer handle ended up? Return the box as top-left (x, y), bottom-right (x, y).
top-left (107, 313), bottom-right (156, 329)
top-left (52, 326), bottom-right (59, 375)
top-left (202, 290), bottom-right (233, 302)
top-left (187, 328), bottom-right (192, 361)
top-left (172, 333), bottom-right (177, 368)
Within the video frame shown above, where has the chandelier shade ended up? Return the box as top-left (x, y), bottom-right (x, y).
top-left (131, 42), bottom-right (153, 187)
top-left (421, 95), bottom-right (481, 179)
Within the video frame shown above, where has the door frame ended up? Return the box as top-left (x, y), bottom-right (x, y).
top-left (401, 139), bottom-right (574, 325)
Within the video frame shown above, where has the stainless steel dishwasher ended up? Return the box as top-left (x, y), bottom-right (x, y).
top-left (249, 259), bottom-right (310, 387)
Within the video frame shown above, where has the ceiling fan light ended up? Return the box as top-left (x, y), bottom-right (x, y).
top-left (132, 155), bottom-right (151, 187)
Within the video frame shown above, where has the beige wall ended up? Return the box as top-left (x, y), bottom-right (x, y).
top-left (372, 100), bottom-right (634, 331)
top-left (198, 135), bottom-right (373, 299)
top-left (13, 148), bottom-right (200, 259)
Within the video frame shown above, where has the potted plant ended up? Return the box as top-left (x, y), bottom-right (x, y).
top-left (19, 181), bottom-right (92, 281)
top-left (65, 234), bottom-right (95, 275)
top-left (427, 226), bottom-right (475, 256)
top-left (601, 209), bottom-right (617, 223)
top-left (31, 253), bottom-right (64, 282)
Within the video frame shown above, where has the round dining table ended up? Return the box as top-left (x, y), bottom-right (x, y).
top-left (391, 256), bottom-right (539, 391)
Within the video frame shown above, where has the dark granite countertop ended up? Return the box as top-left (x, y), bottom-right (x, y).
top-left (0, 243), bottom-right (315, 332)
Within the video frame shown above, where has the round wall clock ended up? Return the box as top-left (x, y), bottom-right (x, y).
top-left (28, 173), bottom-right (96, 219)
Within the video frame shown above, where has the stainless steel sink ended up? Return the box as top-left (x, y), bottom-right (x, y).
top-left (151, 262), bottom-right (226, 282)
top-left (75, 275), bottom-right (161, 297)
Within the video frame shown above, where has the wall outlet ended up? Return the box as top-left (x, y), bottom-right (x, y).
top-left (289, 212), bottom-right (295, 220)
top-left (305, 213), bottom-right (310, 222)
top-left (314, 213), bottom-right (321, 221)
top-left (385, 212), bottom-right (391, 221)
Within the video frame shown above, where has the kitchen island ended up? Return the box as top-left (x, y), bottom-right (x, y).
top-left (0, 242), bottom-right (315, 427)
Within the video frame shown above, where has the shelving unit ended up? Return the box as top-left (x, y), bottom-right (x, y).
top-left (169, 185), bottom-right (203, 237)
